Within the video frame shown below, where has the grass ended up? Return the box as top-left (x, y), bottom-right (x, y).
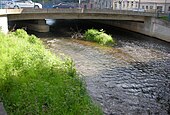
top-left (84, 29), bottom-right (116, 45)
top-left (0, 29), bottom-right (102, 115)
top-left (159, 16), bottom-right (169, 21)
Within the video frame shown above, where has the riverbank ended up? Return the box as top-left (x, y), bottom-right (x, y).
top-left (0, 29), bottom-right (102, 114)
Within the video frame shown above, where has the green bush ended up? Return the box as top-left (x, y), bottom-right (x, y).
top-left (84, 29), bottom-right (116, 45)
top-left (159, 16), bottom-right (168, 21)
top-left (0, 29), bottom-right (102, 115)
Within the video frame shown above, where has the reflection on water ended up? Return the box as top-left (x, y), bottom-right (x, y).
top-left (30, 20), bottom-right (170, 115)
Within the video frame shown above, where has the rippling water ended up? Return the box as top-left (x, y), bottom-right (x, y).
top-left (30, 20), bottom-right (170, 115)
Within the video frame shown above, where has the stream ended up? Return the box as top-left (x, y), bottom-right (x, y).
top-left (30, 20), bottom-right (170, 115)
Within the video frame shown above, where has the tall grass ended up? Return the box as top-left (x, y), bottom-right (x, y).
top-left (84, 29), bottom-right (116, 45)
top-left (0, 29), bottom-right (102, 114)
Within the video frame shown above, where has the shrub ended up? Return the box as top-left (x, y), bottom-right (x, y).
top-left (159, 16), bottom-right (168, 21)
top-left (84, 29), bottom-right (116, 45)
top-left (0, 29), bottom-right (102, 115)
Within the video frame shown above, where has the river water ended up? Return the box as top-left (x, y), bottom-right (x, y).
top-left (30, 20), bottom-right (170, 115)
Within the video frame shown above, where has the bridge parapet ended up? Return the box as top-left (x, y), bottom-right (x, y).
top-left (83, 9), bottom-right (156, 16)
top-left (0, 9), bottom-right (23, 15)
top-left (0, 9), bottom-right (162, 17)
top-left (47, 9), bottom-right (83, 13)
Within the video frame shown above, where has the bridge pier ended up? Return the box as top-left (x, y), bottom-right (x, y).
top-left (12, 19), bottom-right (49, 32)
top-left (26, 20), bottom-right (49, 32)
top-left (0, 15), bottom-right (8, 34)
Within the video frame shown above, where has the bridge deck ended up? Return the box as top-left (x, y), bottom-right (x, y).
top-left (0, 9), bottom-right (167, 21)
top-left (0, 9), bottom-right (166, 21)
top-left (0, 9), bottom-right (158, 16)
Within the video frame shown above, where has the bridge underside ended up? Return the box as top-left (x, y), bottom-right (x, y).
top-left (1, 9), bottom-right (150, 33)
top-left (7, 12), bottom-right (146, 33)
top-left (9, 20), bottom-right (49, 32)
top-left (94, 19), bottom-right (170, 42)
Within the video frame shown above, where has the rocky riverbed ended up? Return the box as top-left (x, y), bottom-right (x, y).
top-left (41, 37), bottom-right (170, 115)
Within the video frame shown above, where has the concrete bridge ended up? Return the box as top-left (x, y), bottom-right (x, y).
top-left (0, 9), bottom-right (170, 42)
top-left (0, 9), bottom-right (158, 21)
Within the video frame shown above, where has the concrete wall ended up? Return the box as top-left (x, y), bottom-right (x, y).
top-left (0, 15), bottom-right (8, 34)
top-left (152, 18), bottom-right (170, 42)
top-left (25, 23), bottom-right (49, 32)
top-left (95, 18), bottom-right (170, 42)
top-left (26, 20), bottom-right (49, 32)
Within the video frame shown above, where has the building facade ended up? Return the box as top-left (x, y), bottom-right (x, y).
top-left (82, 0), bottom-right (112, 9)
top-left (95, 0), bottom-right (112, 9)
top-left (140, 0), bottom-right (170, 13)
top-left (92, 0), bottom-right (170, 13)
top-left (112, 0), bottom-right (139, 10)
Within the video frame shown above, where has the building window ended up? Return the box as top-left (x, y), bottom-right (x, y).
top-left (91, 4), bottom-right (93, 9)
top-left (150, 6), bottom-right (153, 9)
top-left (146, 6), bottom-right (148, 9)
top-left (142, 6), bottom-right (144, 9)
top-left (106, 1), bottom-right (107, 8)
top-left (110, 2), bottom-right (112, 8)
top-left (115, 3), bottom-right (117, 8)
top-left (157, 6), bottom-right (163, 11)
top-left (131, 2), bottom-right (133, 7)
top-left (127, 1), bottom-right (129, 7)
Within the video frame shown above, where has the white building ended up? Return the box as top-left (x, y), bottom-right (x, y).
top-left (140, 0), bottom-right (170, 13)
top-left (93, 0), bottom-right (170, 13)
top-left (93, 0), bottom-right (112, 9)
top-left (112, 0), bottom-right (139, 10)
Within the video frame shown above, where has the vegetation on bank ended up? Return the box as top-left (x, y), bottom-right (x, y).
top-left (84, 29), bottom-right (116, 46)
top-left (0, 29), bottom-right (102, 114)
top-left (159, 16), bottom-right (169, 21)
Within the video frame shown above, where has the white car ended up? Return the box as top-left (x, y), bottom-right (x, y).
top-left (132, 8), bottom-right (145, 12)
top-left (5, 0), bottom-right (42, 9)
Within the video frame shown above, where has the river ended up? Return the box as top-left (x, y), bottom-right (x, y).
top-left (29, 20), bottom-right (170, 115)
